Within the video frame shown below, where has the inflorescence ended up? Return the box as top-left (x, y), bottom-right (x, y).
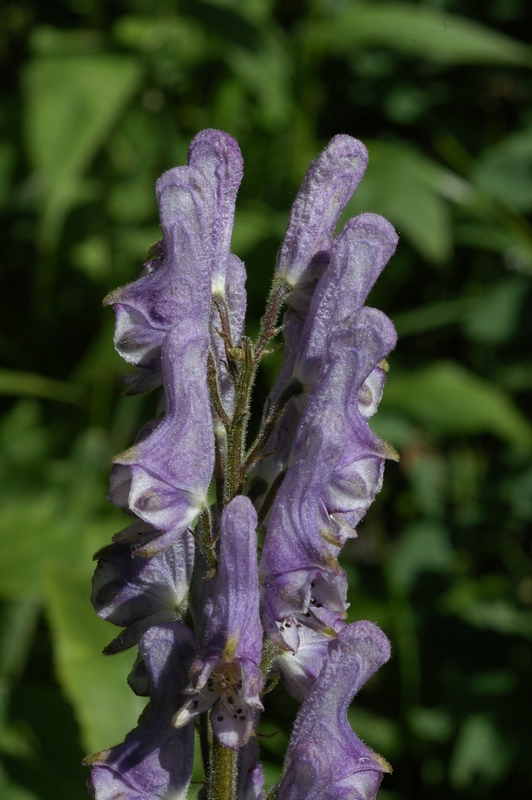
top-left (83, 129), bottom-right (399, 800)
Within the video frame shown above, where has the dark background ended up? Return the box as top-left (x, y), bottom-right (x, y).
top-left (0, 1), bottom-right (531, 798)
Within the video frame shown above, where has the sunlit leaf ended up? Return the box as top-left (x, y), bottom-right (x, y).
top-left (43, 564), bottom-right (144, 753)
top-left (308, 3), bottom-right (532, 66)
top-left (0, 369), bottom-right (87, 406)
top-left (23, 54), bottom-right (141, 248)
top-left (345, 141), bottom-right (464, 262)
top-left (381, 360), bottom-right (532, 447)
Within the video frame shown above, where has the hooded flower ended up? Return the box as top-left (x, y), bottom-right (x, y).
top-left (108, 316), bottom-right (214, 556)
top-left (254, 213), bottom-right (398, 498)
top-left (105, 129), bottom-right (244, 396)
top-left (91, 529), bottom-right (194, 653)
top-left (188, 129), bottom-right (247, 410)
top-left (85, 622), bottom-right (195, 800)
top-left (275, 135), bottom-right (368, 295)
top-left (276, 622), bottom-right (392, 800)
top-left (173, 495), bottom-right (263, 750)
top-left (261, 309), bottom-right (397, 639)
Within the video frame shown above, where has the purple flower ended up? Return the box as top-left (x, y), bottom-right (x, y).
top-left (173, 496), bottom-right (263, 750)
top-left (276, 622), bottom-right (392, 800)
top-left (105, 129), bottom-right (243, 395)
top-left (294, 213), bottom-right (398, 388)
top-left (237, 731), bottom-right (265, 800)
top-left (261, 310), bottom-right (397, 632)
top-left (85, 622), bottom-right (195, 800)
top-left (188, 129), bottom-right (247, 410)
top-left (108, 316), bottom-right (214, 556)
top-left (254, 213), bottom-right (397, 498)
top-left (91, 530), bottom-right (194, 653)
top-left (275, 135), bottom-right (368, 294)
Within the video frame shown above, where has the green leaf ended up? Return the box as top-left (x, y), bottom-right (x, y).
top-left (382, 361), bottom-right (532, 448)
top-left (0, 369), bottom-right (87, 406)
top-left (450, 714), bottom-right (512, 788)
top-left (0, 766), bottom-right (40, 800)
top-left (390, 522), bottom-right (453, 590)
top-left (308, 3), bottom-right (532, 66)
top-left (227, 32), bottom-right (292, 128)
top-left (464, 277), bottom-right (528, 345)
top-left (442, 580), bottom-right (532, 638)
top-left (23, 54), bottom-right (141, 248)
top-left (473, 125), bottom-right (532, 211)
top-left (43, 564), bottom-right (144, 754)
top-left (0, 494), bottom-right (120, 600)
top-left (344, 141), bottom-right (465, 262)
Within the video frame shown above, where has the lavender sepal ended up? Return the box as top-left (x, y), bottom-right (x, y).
top-left (275, 135), bottom-right (368, 292)
top-left (91, 529), bottom-right (194, 653)
top-left (276, 622), bottom-right (392, 800)
top-left (85, 622), bottom-right (195, 800)
top-left (173, 496), bottom-right (263, 750)
top-left (109, 317), bottom-right (214, 556)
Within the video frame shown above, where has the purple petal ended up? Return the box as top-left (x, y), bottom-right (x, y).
top-left (187, 129), bottom-right (243, 292)
top-left (260, 310), bottom-right (397, 659)
top-left (105, 166), bottom-right (213, 393)
top-left (275, 136), bottom-right (368, 289)
top-left (85, 623), bottom-right (195, 800)
top-left (277, 622), bottom-right (392, 800)
top-left (91, 530), bottom-right (194, 653)
top-left (237, 730), bottom-right (264, 800)
top-left (254, 216), bottom-right (397, 501)
top-left (275, 623), bottom-right (341, 702)
top-left (294, 213), bottom-right (398, 387)
top-left (111, 317), bottom-right (214, 556)
top-left (174, 496), bottom-right (264, 749)
top-left (206, 496), bottom-right (262, 664)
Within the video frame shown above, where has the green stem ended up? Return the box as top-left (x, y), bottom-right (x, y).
top-left (208, 740), bottom-right (237, 800)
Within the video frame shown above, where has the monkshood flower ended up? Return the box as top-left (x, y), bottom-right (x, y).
top-left (275, 135), bottom-right (368, 297)
top-left (108, 316), bottom-right (214, 556)
top-left (105, 129), bottom-right (244, 396)
top-left (173, 496), bottom-right (263, 750)
top-left (253, 213), bottom-right (398, 496)
top-left (88, 129), bottom-right (399, 800)
top-left (276, 622), bottom-right (392, 800)
top-left (261, 310), bottom-right (397, 627)
top-left (84, 622), bottom-right (195, 800)
top-left (91, 529), bottom-right (194, 654)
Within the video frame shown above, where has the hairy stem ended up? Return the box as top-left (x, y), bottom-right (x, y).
top-left (208, 740), bottom-right (238, 800)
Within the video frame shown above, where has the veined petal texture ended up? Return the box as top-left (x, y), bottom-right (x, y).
top-left (295, 213), bottom-right (398, 387)
top-left (255, 213), bottom-right (397, 496)
top-left (189, 130), bottom-right (247, 410)
top-left (85, 622), bottom-right (195, 800)
top-left (91, 529), bottom-right (194, 653)
top-left (275, 135), bottom-right (368, 290)
top-left (110, 317), bottom-right (214, 556)
top-left (262, 309), bottom-right (397, 585)
top-left (105, 129), bottom-right (244, 395)
top-left (276, 622), bottom-right (392, 800)
top-left (173, 496), bottom-right (263, 749)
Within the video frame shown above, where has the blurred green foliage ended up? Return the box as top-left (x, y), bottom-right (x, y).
top-left (1, 0), bottom-right (531, 797)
